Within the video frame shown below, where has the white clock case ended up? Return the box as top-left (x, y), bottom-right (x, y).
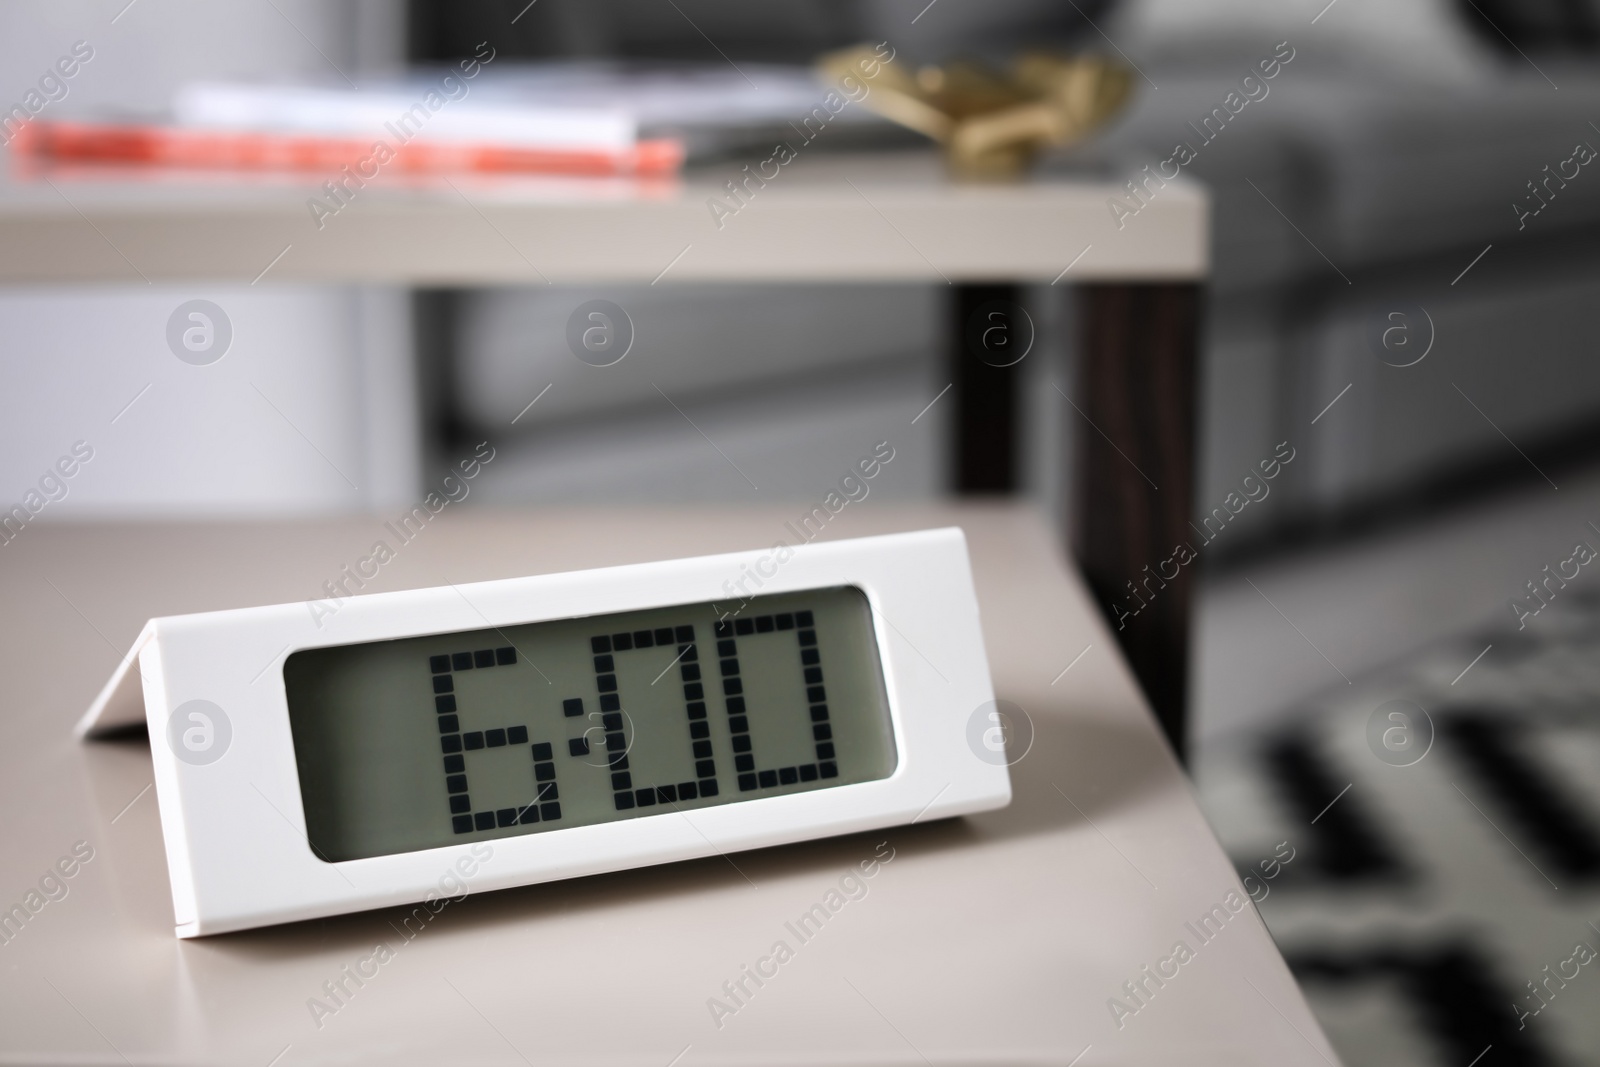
top-left (78, 527), bottom-right (1009, 937)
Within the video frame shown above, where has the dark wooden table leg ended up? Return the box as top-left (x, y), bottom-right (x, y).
top-left (949, 284), bottom-right (1023, 493)
top-left (1073, 284), bottom-right (1201, 761)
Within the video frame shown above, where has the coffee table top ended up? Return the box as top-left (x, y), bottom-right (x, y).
top-left (0, 148), bottom-right (1207, 285)
top-left (0, 504), bottom-right (1325, 1066)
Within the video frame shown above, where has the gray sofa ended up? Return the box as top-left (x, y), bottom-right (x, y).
top-left (1090, 1), bottom-right (1600, 547)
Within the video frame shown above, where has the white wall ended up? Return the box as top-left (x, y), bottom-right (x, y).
top-left (0, 285), bottom-right (420, 517)
top-left (0, 0), bottom-right (398, 117)
top-left (0, 0), bottom-right (416, 517)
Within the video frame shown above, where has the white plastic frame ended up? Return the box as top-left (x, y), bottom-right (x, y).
top-left (78, 527), bottom-right (1008, 937)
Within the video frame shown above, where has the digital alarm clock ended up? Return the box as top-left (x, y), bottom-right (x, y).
top-left (78, 528), bottom-right (1008, 936)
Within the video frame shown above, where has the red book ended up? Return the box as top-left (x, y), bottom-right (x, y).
top-left (9, 119), bottom-right (684, 177)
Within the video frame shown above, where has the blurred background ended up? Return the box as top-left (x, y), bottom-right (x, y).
top-left (5, 1), bottom-right (1600, 1063)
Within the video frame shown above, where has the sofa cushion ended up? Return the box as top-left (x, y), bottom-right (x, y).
top-left (1086, 64), bottom-right (1600, 288)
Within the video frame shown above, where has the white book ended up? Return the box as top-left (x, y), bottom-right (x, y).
top-left (173, 82), bottom-right (635, 151)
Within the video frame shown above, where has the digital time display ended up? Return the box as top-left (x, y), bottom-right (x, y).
top-left (284, 586), bottom-right (897, 862)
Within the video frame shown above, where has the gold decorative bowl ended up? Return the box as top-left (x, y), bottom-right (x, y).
top-left (819, 45), bottom-right (1135, 179)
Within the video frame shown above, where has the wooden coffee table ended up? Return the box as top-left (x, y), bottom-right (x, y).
top-left (0, 504), bottom-right (1328, 1065)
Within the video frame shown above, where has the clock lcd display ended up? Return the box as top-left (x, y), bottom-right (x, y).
top-left (284, 586), bottom-right (897, 862)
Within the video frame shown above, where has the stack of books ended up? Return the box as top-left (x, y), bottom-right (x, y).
top-left (11, 80), bottom-right (685, 177)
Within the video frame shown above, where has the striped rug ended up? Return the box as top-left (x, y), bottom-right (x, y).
top-left (1195, 589), bottom-right (1600, 1067)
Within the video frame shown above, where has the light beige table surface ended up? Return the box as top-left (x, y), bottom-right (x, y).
top-left (0, 504), bottom-right (1330, 1066)
top-left (0, 149), bottom-right (1207, 285)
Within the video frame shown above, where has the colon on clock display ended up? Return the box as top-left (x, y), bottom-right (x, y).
top-left (284, 586), bottom-right (896, 863)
